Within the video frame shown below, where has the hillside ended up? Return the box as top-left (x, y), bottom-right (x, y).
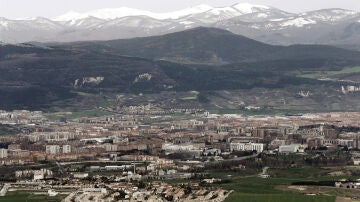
top-left (1, 28), bottom-right (360, 110)
top-left (58, 27), bottom-right (360, 67)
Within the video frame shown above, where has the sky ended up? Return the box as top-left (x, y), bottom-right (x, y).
top-left (1, 0), bottom-right (360, 19)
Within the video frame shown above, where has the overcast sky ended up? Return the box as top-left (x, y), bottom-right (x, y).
top-left (1, 0), bottom-right (360, 19)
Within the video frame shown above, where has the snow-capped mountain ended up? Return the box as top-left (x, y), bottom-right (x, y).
top-left (299, 9), bottom-right (359, 23)
top-left (52, 3), bottom-right (271, 22)
top-left (1, 3), bottom-right (360, 48)
top-left (175, 3), bottom-right (284, 24)
top-left (53, 4), bottom-right (213, 21)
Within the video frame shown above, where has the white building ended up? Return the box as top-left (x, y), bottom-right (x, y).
top-left (62, 145), bottom-right (71, 154)
top-left (33, 172), bottom-right (45, 180)
top-left (15, 169), bottom-right (53, 180)
top-left (102, 143), bottom-right (118, 152)
top-left (73, 173), bottom-right (89, 179)
top-left (324, 139), bottom-right (355, 148)
top-left (28, 132), bottom-right (75, 142)
top-left (230, 142), bottom-right (264, 153)
top-left (279, 144), bottom-right (306, 153)
top-left (46, 145), bottom-right (60, 154)
top-left (0, 149), bottom-right (8, 158)
top-left (162, 143), bottom-right (195, 151)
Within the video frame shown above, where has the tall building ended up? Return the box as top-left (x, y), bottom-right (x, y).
top-left (230, 142), bottom-right (264, 153)
top-left (8, 144), bottom-right (21, 150)
top-left (46, 145), bottom-right (60, 154)
top-left (62, 145), bottom-right (71, 154)
top-left (0, 149), bottom-right (8, 158)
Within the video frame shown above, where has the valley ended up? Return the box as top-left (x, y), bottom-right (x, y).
top-left (3, 2), bottom-right (360, 202)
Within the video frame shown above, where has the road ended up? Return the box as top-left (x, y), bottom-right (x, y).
top-left (59, 160), bottom-right (144, 166)
top-left (260, 166), bottom-right (269, 176)
top-left (206, 153), bottom-right (259, 167)
top-left (0, 184), bottom-right (10, 196)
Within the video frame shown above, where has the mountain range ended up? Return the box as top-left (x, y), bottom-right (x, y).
top-left (58, 27), bottom-right (360, 66)
top-left (1, 3), bottom-right (360, 49)
top-left (2, 27), bottom-right (360, 111)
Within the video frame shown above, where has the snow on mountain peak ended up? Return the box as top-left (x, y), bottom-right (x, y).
top-left (187, 4), bottom-right (213, 12)
top-left (0, 18), bottom-right (9, 28)
top-left (86, 7), bottom-right (153, 19)
top-left (300, 8), bottom-right (359, 22)
top-left (15, 17), bottom-right (38, 21)
top-left (280, 17), bottom-right (316, 27)
top-left (53, 4), bottom-right (213, 21)
top-left (232, 3), bottom-right (271, 14)
top-left (53, 11), bottom-right (87, 21)
top-left (167, 4), bottom-right (213, 19)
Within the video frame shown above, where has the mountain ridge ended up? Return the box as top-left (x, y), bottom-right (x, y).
top-left (55, 27), bottom-right (360, 66)
top-left (2, 27), bottom-right (360, 110)
top-left (1, 3), bottom-right (360, 49)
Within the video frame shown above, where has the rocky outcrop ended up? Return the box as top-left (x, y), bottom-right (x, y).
top-left (74, 77), bottom-right (104, 88)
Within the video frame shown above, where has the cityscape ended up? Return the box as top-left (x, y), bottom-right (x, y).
top-left (2, 0), bottom-right (360, 201)
top-left (1, 107), bottom-right (360, 201)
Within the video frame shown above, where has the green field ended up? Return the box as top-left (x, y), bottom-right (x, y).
top-left (46, 108), bottom-right (115, 121)
top-left (226, 192), bottom-right (333, 202)
top-left (0, 191), bottom-right (64, 202)
top-left (181, 96), bottom-right (197, 100)
top-left (269, 167), bottom-right (328, 178)
top-left (97, 99), bottom-right (113, 108)
top-left (71, 91), bottom-right (94, 97)
top-left (208, 167), bottom-right (347, 202)
top-left (216, 109), bottom-right (307, 115)
top-left (0, 124), bottom-right (19, 136)
top-left (221, 176), bottom-right (335, 202)
top-left (300, 66), bottom-right (360, 79)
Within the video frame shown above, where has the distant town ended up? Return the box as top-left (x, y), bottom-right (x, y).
top-left (3, 0), bottom-right (360, 201)
top-left (0, 105), bottom-right (360, 201)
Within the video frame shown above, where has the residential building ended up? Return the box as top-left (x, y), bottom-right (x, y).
top-left (46, 145), bottom-right (61, 154)
top-left (62, 145), bottom-right (71, 154)
top-left (230, 142), bottom-right (264, 153)
top-left (0, 149), bottom-right (8, 158)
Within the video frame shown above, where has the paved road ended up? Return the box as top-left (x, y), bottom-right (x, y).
top-left (206, 153), bottom-right (259, 166)
top-left (260, 166), bottom-right (269, 175)
top-left (0, 184), bottom-right (10, 196)
top-left (59, 160), bottom-right (144, 165)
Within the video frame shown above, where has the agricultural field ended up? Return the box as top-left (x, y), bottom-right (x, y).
top-left (216, 109), bottom-right (307, 115)
top-left (220, 177), bottom-right (335, 202)
top-left (0, 124), bottom-right (19, 136)
top-left (299, 66), bottom-right (360, 79)
top-left (46, 108), bottom-right (115, 121)
top-left (208, 166), bottom-right (360, 202)
top-left (0, 191), bottom-right (64, 202)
